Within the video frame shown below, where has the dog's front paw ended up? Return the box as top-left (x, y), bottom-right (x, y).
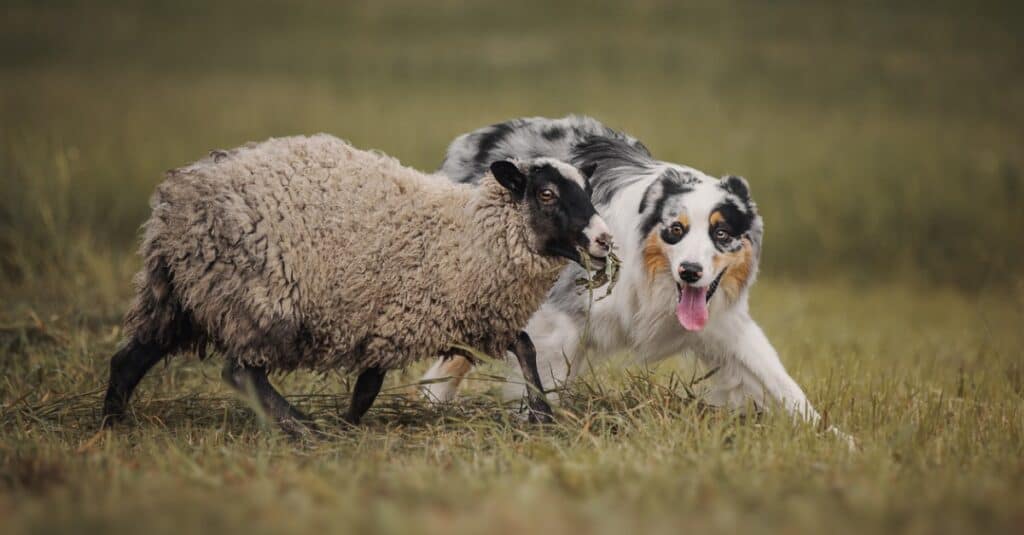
top-left (828, 426), bottom-right (858, 451)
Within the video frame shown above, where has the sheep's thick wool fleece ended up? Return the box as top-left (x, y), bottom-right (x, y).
top-left (126, 134), bottom-right (565, 372)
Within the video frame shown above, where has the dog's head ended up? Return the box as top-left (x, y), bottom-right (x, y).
top-left (638, 168), bottom-right (762, 331)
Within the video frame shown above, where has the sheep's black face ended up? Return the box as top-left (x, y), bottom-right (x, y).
top-left (491, 158), bottom-right (613, 269)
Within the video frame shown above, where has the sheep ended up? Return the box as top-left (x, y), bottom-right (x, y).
top-left (101, 134), bottom-right (613, 435)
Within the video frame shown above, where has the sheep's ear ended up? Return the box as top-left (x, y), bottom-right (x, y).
top-left (490, 160), bottom-right (526, 199)
top-left (579, 163), bottom-right (598, 180)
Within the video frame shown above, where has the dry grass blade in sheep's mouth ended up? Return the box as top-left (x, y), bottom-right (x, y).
top-left (574, 247), bottom-right (621, 301)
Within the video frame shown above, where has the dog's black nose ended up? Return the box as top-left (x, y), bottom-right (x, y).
top-left (678, 262), bottom-right (703, 284)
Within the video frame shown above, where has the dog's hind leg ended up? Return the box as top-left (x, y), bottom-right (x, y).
top-left (102, 338), bottom-right (169, 426)
top-left (420, 356), bottom-right (473, 403)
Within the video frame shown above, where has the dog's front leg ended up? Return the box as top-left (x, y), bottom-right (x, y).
top-left (704, 313), bottom-right (856, 448)
top-left (703, 314), bottom-right (835, 420)
top-left (727, 315), bottom-right (819, 422)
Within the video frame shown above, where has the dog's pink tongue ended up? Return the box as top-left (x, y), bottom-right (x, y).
top-left (676, 286), bottom-right (709, 331)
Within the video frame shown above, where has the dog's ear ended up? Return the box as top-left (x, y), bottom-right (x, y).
top-left (638, 179), bottom-right (662, 214)
top-left (721, 175), bottom-right (751, 202)
top-left (639, 170), bottom-right (690, 214)
top-left (490, 160), bottom-right (526, 199)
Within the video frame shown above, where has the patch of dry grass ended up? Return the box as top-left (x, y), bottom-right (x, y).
top-left (2, 280), bottom-right (1023, 534)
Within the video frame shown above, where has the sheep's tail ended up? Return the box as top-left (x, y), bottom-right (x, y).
top-left (122, 219), bottom-right (205, 357)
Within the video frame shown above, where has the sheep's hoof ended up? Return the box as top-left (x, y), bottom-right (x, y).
top-left (526, 402), bottom-right (555, 424)
top-left (340, 412), bottom-right (367, 430)
top-left (527, 411), bottom-right (555, 425)
top-left (100, 398), bottom-right (128, 428)
top-left (99, 412), bottom-right (125, 429)
top-left (276, 417), bottom-right (325, 442)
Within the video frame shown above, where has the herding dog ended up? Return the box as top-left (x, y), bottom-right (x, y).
top-left (422, 116), bottom-right (849, 440)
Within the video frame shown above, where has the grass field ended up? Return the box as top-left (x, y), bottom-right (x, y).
top-left (2, 1), bottom-right (1023, 533)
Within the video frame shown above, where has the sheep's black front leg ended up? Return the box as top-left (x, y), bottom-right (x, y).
top-left (511, 331), bottom-right (554, 423)
top-left (222, 360), bottom-right (317, 437)
top-left (344, 367), bottom-right (386, 426)
top-left (102, 338), bottom-right (168, 426)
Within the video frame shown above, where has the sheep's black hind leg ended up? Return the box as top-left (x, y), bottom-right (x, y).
top-left (511, 331), bottom-right (554, 424)
top-left (102, 338), bottom-right (168, 426)
top-left (222, 360), bottom-right (317, 437)
top-left (344, 367), bottom-right (386, 426)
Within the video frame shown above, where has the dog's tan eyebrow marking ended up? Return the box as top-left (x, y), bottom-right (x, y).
top-left (677, 213), bottom-right (690, 228)
top-left (709, 211), bottom-right (725, 226)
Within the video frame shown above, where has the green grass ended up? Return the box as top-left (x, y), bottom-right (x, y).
top-left (2, 1), bottom-right (1024, 533)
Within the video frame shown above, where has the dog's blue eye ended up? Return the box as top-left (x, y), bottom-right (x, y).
top-left (714, 228), bottom-right (731, 242)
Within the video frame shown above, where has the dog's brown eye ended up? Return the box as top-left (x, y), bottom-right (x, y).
top-left (714, 228), bottom-right (731, 242)
top-left (538, 189), bottom-right (556, 204)
top-left (661, 221), bottom-right (687, 244)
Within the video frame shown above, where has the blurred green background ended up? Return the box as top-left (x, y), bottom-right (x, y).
top-left (2, 0), bottom-right (1022, 296)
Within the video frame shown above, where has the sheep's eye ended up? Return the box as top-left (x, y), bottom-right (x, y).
top-left (538, 188), bottom-right (557, 204)
top-left (714, 228), bottom-right (731, 242)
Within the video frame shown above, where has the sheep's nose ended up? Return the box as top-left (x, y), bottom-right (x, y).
top-left (678, 262), bottom-right (703, 284)
top-left (594, 233), bottom-right (613, 253)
